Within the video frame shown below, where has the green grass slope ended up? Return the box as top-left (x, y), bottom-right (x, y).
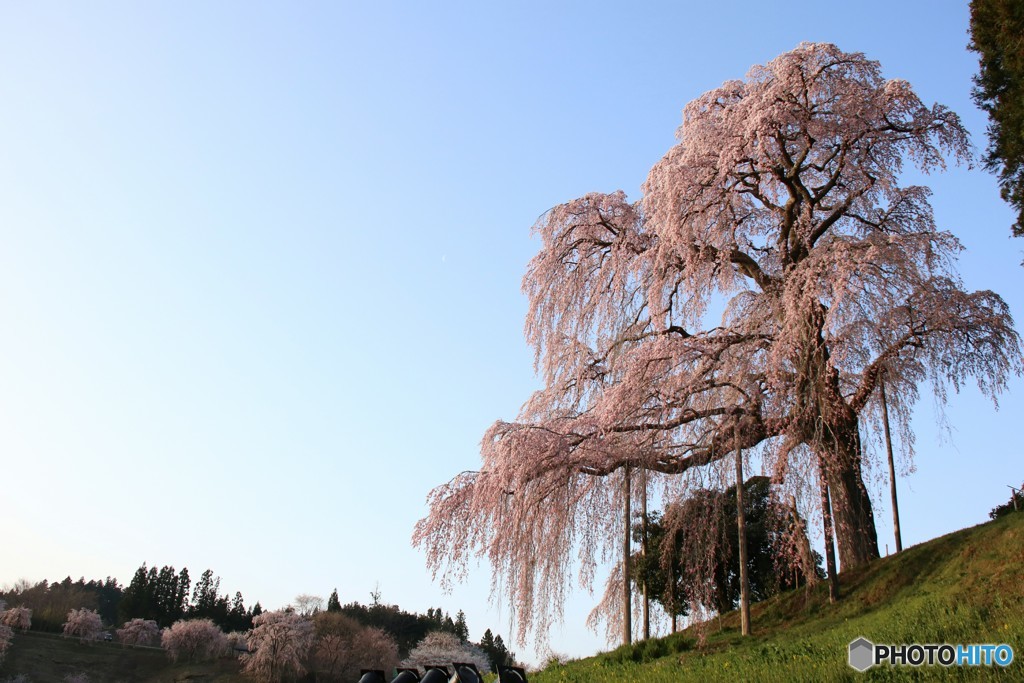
top-left (533, 512), bottom-right (1024, 682)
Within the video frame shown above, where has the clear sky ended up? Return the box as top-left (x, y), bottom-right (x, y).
top-left (0, 0), bottom-right (1020, 667)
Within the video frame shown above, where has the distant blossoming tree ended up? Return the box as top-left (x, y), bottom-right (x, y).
top-left (241, 610), bottom-right (315, 683)
top-left (414, 42), bottom-right (1022, 645)
top-left (116, 618), bottom-right (160, 646)
top-left (312, 612), bottom-right (399, 682)
top-left (0, 607), bottom-right (31, 631)
top-left (63, 608), bottom-right (103, 642)
top-left (161, 618), bottom-right (227, 662)
top-left (401, 631), bottom-right (491, 674)
top-left (351, 626), bottom-right (400, 676)
top-left (292, 594), bottom-right (324, 617)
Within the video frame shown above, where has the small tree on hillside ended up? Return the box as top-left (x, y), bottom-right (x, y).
top-left (63, 608), bottom-right (102, 643)
top-left (161, 618), bottom-right (227, 663)
top-left (313, 612), bottom-right (362, 681)
top-left (632, 477), bottom-right (823, 619)
top-left (241, 610), bottom-right (315, 683)
top-left (0, 607), bottom-right (32, 631)
top-left (352, 626), bottom-right (400, 679)
top-left (116, 618), bottom-right (160, 646)
top-left (292, 594), bottom-right (324, 617)
top-left (62, 608), bottom-right (103, 642)
top-left (989, 485), bottom-right (1024, 519)
top-left (312, 611), bottom-right (400, 681)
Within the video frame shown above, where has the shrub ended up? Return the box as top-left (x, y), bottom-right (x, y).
top-left (402, 631), bottom-right (490, 674)
top-left (161, 618), bottom-right (228, 663)
top-left (116, 618), bottom-right (160, 646)
top-left (0, 607), bottom-right (31, 631)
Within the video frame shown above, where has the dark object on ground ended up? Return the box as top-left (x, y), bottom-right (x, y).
top-left (420, 666), bottom-right (449, 683)
top-left (499, 665), bottom-right (528, 682)
top-left (453, 662), bottom-right (483, 683)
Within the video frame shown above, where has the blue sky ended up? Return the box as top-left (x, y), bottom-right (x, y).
top-left (0, 0), bottom-right (1020, 666)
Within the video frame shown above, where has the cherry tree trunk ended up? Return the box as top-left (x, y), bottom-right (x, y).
top-left (817, 418), bottom-right (880, 571)
top-left (789, 495), bottom-right (819, 589)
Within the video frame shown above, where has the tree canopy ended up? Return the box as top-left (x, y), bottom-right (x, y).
top-left (414, 42), bottom-right (1022, 647)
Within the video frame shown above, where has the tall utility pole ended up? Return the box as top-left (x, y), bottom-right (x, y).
top-left (735, 425), bottom-right (751, 636)
top-left (622, 464), bottom-right (632, 647)
top-left (668, 538), bottom-right (677, 634)
top-left (641, 467), bottom-right (650, 641)
top-left (879, 370), bottom-right (903, 553)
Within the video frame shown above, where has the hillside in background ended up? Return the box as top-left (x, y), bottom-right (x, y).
top-left (0, 630), bottom-right (245, 682)
top-left (2, 512), bottom-right (1021, 682)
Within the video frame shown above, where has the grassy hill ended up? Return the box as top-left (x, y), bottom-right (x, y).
top-left (2, 513), bottom-right (1021, 682)
top-left (531, 511), bottom-right (1024, 682)
top-left (0, 631), bottom-right (246, 683)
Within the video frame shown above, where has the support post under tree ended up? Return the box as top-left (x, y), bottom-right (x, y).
top-left (818, 460), bottom-right (840, 603)
top-left (641, 466), bottom-right (650, 641)
top-left (880, 371), bottom-right (903, 553)
top-left (622, 463), bottom-right (632, 647)
top-left (735, 424), bottom-right (751, 636)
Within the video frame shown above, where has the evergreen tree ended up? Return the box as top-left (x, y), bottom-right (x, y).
top-left (153, 565), bottom-right (178, 626)
top-left (477, 630), bottom-right (515, 673)
top-left (145, 566), bottom-right (159, 618)
top-left (174, 568), bottom-right (191, 622)
top-left (970, 0), bottom-right (1024, 237)
top-left (492, 635), bottom-right (513, 670)
top-left (228, 591), bottom-right (249, 632)
top-left (120, 564), bottom-right (150, 622)
top-left (327, 589), bottom-right (341, 613)
top-left (454, 610), bottom-right (469, 641)
top-left (96, 577), bottom-right (122, 626)
top-left (190, 569), bottom-right (220, 619)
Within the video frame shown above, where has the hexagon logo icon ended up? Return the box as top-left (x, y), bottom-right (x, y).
top-left (848, 637), bottom-right (875, 672)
